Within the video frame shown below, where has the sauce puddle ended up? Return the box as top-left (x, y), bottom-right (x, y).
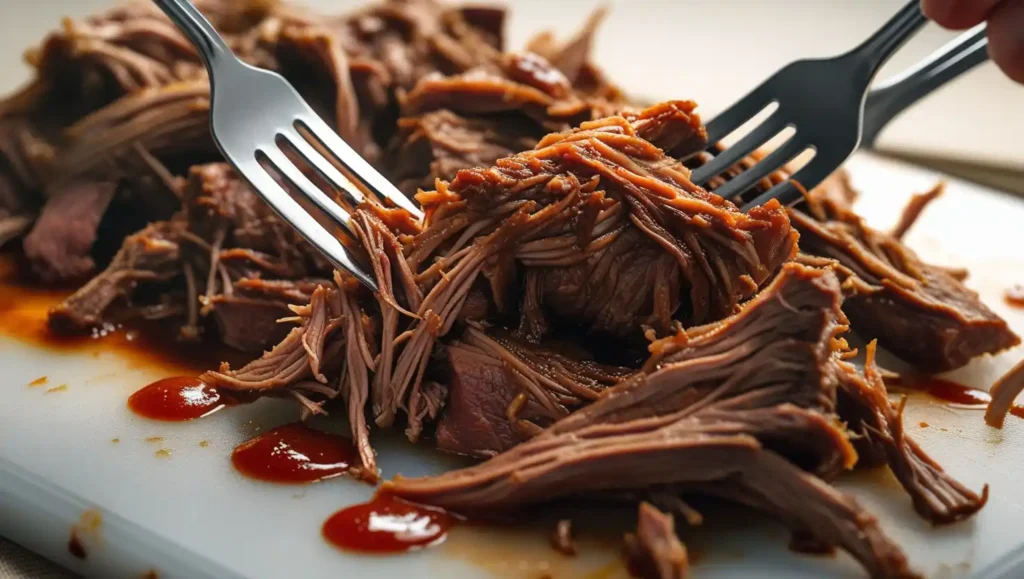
top-left (0, 252), bottom-right (246, 375)
top-left (892, 375), bottom-right (1024, 418)
top-left (322, 494), bottom-right (457, 554)
top-left (231, 423), bottom-right (357, 484)
top-left (128, 377), bottom-right (230, 421)
top-left (1006, 284), bottom-right (1024, 308)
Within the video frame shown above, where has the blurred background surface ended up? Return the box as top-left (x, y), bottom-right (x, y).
top-left (2, 0), bottom-right (1021, 179)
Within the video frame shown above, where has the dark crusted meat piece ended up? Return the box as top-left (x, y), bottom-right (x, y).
top-left (789, 173), bottom-right (1019, 372)
top-left (623, 503), bottom-right (688, 579)
top-left (48, 163), bottom-right (330, 349)
top-left (48, 220), bottom-right (183, 331)
top-left (385, 264), bottom-right (918, 578)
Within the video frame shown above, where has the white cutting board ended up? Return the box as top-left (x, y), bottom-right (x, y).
top-left (1, 153), bottom-right (1024, 579)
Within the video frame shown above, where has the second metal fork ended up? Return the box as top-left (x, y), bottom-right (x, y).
top-left (690, 1), bottom-right (930, 210)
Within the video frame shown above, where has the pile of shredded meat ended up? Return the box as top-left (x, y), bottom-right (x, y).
top-left (2, 1), bottom-right (1021, 577)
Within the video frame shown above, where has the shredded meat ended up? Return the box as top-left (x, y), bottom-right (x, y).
top-left (384, 264), bottom-right (919, 578)
top-left (985, 358), bottom-right (1024, 428)
top-left (624, 503), bottom-right (688, 579)
top-left (788, 173), bottom-right (1019, 372)
top-left (0, 1), bottom-right (1002, 576)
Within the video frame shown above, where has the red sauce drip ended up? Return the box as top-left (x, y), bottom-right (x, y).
top-left (922, 377), bottom-right (990, 407)
top-left (128, 377), bottom-right (229, 421)
top-left (893, 375), bottom-right (1024, 418)
top-left (231, 423), bottom-right (356, 484)
top-left (1006, 285), bottom-right (1024, 308)
top-left (322, 494), bottom-right (456, 554)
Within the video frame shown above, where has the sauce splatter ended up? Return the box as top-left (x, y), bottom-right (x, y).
top-left (919, 421), bottom-right (929, 428)
top-left (67, 508), bottom-right (102, 560)
top-left (145, 436), bottom-right (164, 444)
top-left (111, 438), bottom-right (120, 444)
top-left (231, 423), bottom-right (357, 484)
top-left (28, 376), bottom-right (48, 387)
top-left (128, 377), bottom-right (228, 421)
top-left (199, 440), bottom-right (210, 448)
top-left (922, 377), bottom-right (990, 408)
top-left (323, 494), bottom-right (457, 554)
top-left (155, 449), bottom-right (172, 458)
top-left (45, 384), bottom-right (68, 394)
top-left (1006, 285), bottom-right (1024, 308)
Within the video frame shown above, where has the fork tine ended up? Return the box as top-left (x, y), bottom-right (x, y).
top-left (297, 114), bottom-right (424, 219)
top-left (739, 155), bottom-right (837, 211)
top-left (690, 115), bottom-right (787, 185)
top-left (279, 129), bottom-right (367, 208)
top-left (703, 84), bottom-right (776, 144)
top-left (261, 147), bottom-right (354, 232)
top-left (713, 138), bottom-right (808, 201)
top-left (235, 159), bottom-right (377, 291)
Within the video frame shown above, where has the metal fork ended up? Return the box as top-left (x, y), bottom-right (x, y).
top-left (689, 1), bottom-right (928, 210)
top-left (860, 23), bottom-right (988, 150)
top-left (154, 0), bottom-right (424, 292)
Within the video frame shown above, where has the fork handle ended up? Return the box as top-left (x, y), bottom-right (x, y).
top-left (861, 24), bottom-right (989, 149)
top-left (152, 0), bottom-right (233, 71)
top-left (847, 0), bottom-right (929, 83)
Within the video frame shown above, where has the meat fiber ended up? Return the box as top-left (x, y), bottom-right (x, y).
top-left (435, 323), bottom-right (633, 458)
top-left (49, 163), bottom-right (330, 349)
top-left (624, 503), bottom-right (689, 579)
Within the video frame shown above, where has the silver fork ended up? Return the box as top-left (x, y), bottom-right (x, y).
top-left (689, 1), bottom-right (928, 210)
top-left (154, 0), bottom-right (424, 292)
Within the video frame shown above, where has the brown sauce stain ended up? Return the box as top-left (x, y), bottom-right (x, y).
top-left (139, 570), bottom-right (160, 579)
top-left (437, 506), bottom-right (628, 577)
top-left (199, 440), bottom-right (210, 448)
top-left (67, 533), bottom-right (87, 560)
top-left (111, 438), bottom-right (120, 444)
top-left (1006, 285), bottom-right (1024, 308)
top-left (155, 449), bottom-right (172, 458)
top-left (232, 423), bottom-right (357, 484)
top-left (67, 508), bottom-right (102, 560)
top-left (323, 493), bottom-right (457, 554)
top-left (28, 376), bottom-right (48, 387)
top-left (144, 437), bottom-right (164, 444)
top-left (0, 253), bottom-right (247, 376)
top-left (919, 421), bottom-right (929, 428)
top-left (45, 384), bottom-right (68, 394)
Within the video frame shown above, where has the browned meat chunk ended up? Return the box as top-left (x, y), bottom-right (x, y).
top-left (435, 324), bottom-right (632, 458)
top-left (789, 173), bottom-right (1019, 372)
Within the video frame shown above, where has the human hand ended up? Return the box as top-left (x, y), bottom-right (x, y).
top-left (921, 0), bottom-right (1024, 83)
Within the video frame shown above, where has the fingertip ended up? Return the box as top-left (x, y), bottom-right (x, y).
top-left (988, 0), bottom-right (1024, 84)
top-left (921, 0), bottom-right (999, 29)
